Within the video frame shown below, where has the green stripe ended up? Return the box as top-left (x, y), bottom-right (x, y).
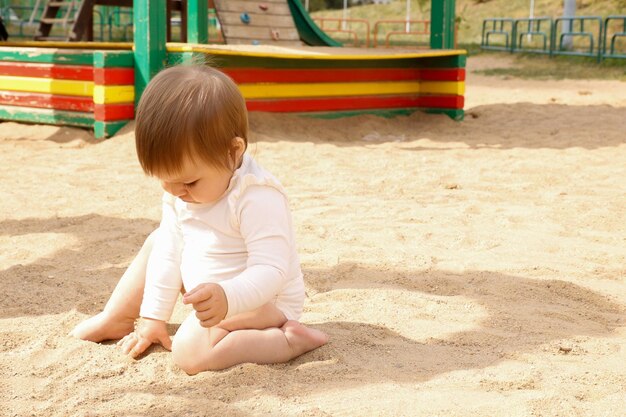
top-left (167, 52), bottom-right (465, 70)
top-left (0, 105), bottom-right (94, 126)
top-left (425, 107), bottom-right (464, 120)
top-left (93, 51), bottom-right (134, 68)
top-left (94, 120), bottom-right (129, 139)
top-left (0, 48), bottom-right (94, 65)
top-left (300, 107), bottom-right (464, 120)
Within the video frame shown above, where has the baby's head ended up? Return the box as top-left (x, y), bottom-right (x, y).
top-left (135, 65), bottom-right (248, 178)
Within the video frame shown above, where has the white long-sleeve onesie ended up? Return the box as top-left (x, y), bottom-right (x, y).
top-left (139, 154), bottom-right (305, 322)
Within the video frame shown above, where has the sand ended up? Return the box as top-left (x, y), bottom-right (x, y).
top-left (1, 54), bottom-right (625, 416)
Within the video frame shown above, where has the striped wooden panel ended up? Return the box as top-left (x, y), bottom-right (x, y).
top-left (238, 80), bottom-right (465, 99)
top-left (167, 52), bottom-right (467, 70)
top-left (0, 62), bottom-right (93, 81)
top-left (93, 85), bottom-right (135, 104)
top-left (246, 94), bottom-right (464, 113)
top-left (0, 62), bottom-right (135, 84)
top-left (0, 91), bottom-right (93, 112)
top-left (0, 104), bottom-right (94, 127)
top-left (94, 103), bottom-right (135, 121)
top-left (0, 76), bottom-right (93, 96)
top-left (222, 68), bottom-right (465, 84)
top-left (0, 47), bottom-right (95, 65)
top-left (93, 67), bottom-right (135, 85)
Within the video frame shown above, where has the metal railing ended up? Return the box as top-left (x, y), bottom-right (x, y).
top-left (552, 16), bottom-right (603, 61)
top-left (481, 18), bottom-right (515, 51)
top-left (314, 17), bottom-right (370, 47)
top-left (513, 17), bottom-right (553, 54)
top-left (603, 15), bottom-right (626, 59)
top-left (373, 19), bottom-right (430, 48)
top-left (481, 15), bottom-right (626, 60)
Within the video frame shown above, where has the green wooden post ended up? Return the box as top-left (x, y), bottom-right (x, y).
top-left (134, 0), bottom-right (167, 104)
top-left (188, 0), bottom-right (208, 44)
top-left (430, 0), bottom-right (456, 49)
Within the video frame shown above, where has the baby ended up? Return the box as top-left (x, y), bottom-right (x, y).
top-left (70, 65), bottom-right (327, 374)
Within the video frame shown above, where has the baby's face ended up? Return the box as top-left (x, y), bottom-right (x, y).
top-left (156, 157), bottom-right (233, 204)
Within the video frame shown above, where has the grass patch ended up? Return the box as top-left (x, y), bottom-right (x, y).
top-left (472, 50), bottom-right (626, 81)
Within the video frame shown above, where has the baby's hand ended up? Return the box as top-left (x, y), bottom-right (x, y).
top-left (117, 317), bottom-right (172, 358)
top-left (182, 283), bottom-right (228, 328)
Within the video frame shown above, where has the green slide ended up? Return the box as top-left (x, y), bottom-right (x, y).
top-left (287, 0), bottom-right (342, 47)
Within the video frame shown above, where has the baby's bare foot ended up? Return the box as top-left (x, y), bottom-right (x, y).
top-left (282, 320), bottom-right (328, 357)
top-left (69, 312), bottom-right (135, 343)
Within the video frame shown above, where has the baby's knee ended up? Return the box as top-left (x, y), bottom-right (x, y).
top-left (171, 335), bottom-right (225, 374)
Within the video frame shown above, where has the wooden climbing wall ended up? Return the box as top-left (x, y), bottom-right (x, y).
top-left (213, 0), bottom-right (302, 46)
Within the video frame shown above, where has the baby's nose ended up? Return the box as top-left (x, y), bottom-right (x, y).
top-left (163, 181), bottom-right (185, 197)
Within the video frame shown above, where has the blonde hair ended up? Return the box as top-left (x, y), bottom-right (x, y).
top-left (135, 65), bottom-right (248, 176)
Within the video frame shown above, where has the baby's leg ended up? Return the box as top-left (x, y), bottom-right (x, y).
top-left (69, 231), bottom-right (156, 342)
top-left (172, 304), bottom-right (328, 374)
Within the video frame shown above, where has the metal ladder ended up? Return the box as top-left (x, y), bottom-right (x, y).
top-left (35, 0), bottom-right (92, 41)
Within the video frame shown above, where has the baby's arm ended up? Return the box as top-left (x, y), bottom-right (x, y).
top-left (218, 185), bottom-right (293, 319)
top-left (121, 195), bottom-right (183, 357)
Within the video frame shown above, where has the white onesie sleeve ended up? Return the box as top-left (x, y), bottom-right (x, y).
top-left (218, 185), bottom-right (293, 318)
top-left (139, 194), bottom-right (183, 322)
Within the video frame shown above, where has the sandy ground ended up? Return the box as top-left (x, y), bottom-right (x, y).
top-left (1, 54), bottom-right (625, 417)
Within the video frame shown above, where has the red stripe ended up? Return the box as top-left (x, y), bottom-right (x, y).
top-left (246, 94), bottom-right (464, 113)
top-left (94, 67), bottom-right (135, 85)
top-left (0, 62), bottom-right (94, 81)
top-left (0, 91), bottom-right (93, 111)
top-left (94, 103), bottom-right (135, 121)
top-left (223, 68), bottom-right (465, 84)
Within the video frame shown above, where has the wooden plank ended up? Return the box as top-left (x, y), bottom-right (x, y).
top-left (93, 51), bottom-right (135, 68)
top-left (246, 94), bottom-right (464, 112)
top-left (218, 11), bottom-right (296, 28)
top-left (0, 48), bottom-right (94, 65)
top-left (223, 67), bottom-right (465, 84)
top-left (0, 91), bottom-right (94, 112)
top-left (0, 41), bottom-right (132, 50)
top-left (0, 76), bottom-right (93, 96)
top-left (93, 85), bottom-right (135, 104)
top-left (94, 103), bottom-right (135, 121)
top-left (238, 80), bottom-right (465, 99)
top-left (134, 0), bottom-right (167, 102)
top-left (0, 104), bottom-right (94, 127)
top-left (93, 67), bottom-right (135, 85)
top-left (214, 0), bottom-right (291, 15)
top-left (222, 25), bottom-right (300, 41)
top-left (188, 0), bottom-right (208, 43)
top-left (0, 62), bottom-right (94, 81)
top-left (167, 51), bottom-right (466, 69)
top-left (227, 38), bottom-right (303, 46)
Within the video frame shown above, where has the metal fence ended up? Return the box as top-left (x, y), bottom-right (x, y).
top-left (481, 15), bottom-right (626, 61)
top-left (0, 4), bottom-right (223, 42)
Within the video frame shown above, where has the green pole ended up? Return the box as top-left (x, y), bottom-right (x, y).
top-left (134, 0), bottom-right (167, 104)
top-left (188, 0), bottom-right (208, 44)
top-left (430, 0), bottom-right (456, 49)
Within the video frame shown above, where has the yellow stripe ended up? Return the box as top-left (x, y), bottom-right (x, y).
top-left (239, 81), bottom-right (464, 99)
top-left (166, 43), bottom-right (467, 60)
top-left (93, 85), bottom-right (135, 104)
top-left (0, 75), bottom-right (93, 96)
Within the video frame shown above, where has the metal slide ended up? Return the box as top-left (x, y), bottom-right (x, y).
top-left (286, 0), bottom-right (342, 47)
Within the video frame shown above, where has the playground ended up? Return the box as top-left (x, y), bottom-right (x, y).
top-left (1, 52), bottom-right (625, 416)
top-left (1, 0), bottom-right (626, 415)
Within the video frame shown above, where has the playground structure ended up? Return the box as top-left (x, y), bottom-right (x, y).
top-left (0, 0), bottom-right (464, 138)
top-left (481, 15), bottom-right (626, 61)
